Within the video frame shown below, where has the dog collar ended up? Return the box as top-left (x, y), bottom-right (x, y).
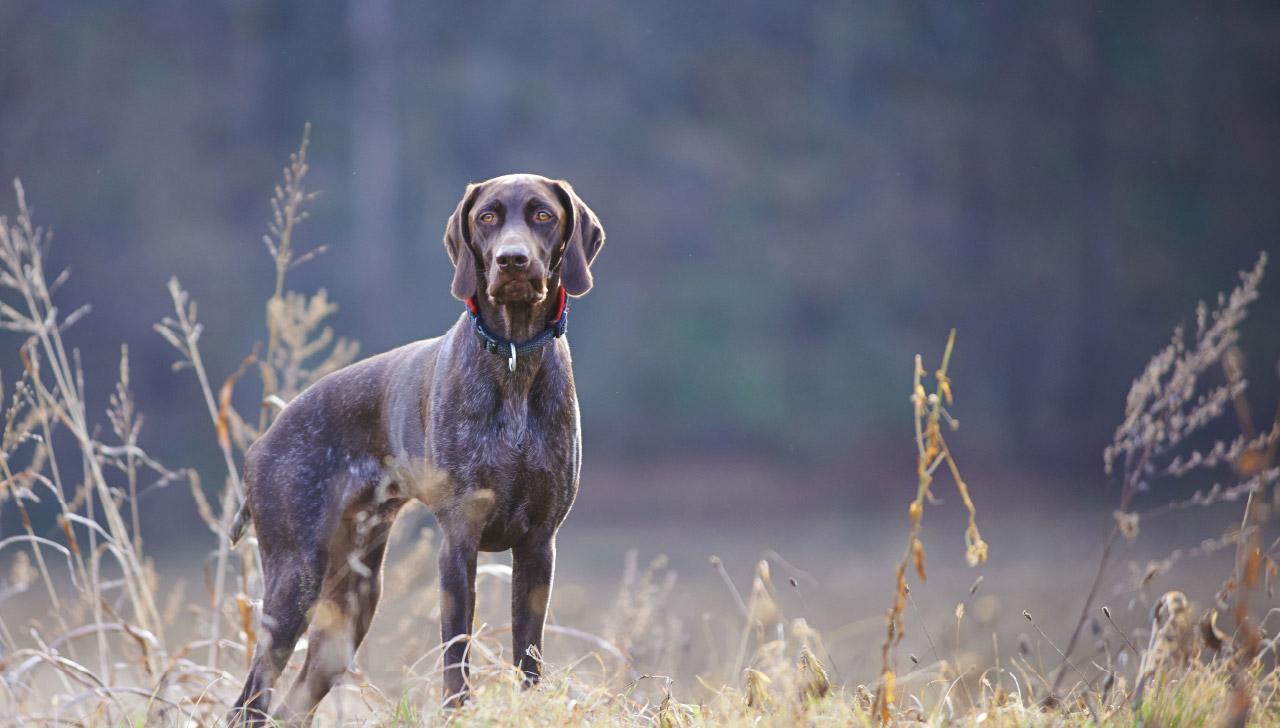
top-left (465, 286), bottom-right (568, 371)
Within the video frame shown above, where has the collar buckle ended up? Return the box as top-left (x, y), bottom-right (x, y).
top-left (466, 286), bottom-right (570, 370)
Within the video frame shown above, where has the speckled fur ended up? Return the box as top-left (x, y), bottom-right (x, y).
top-left (228, 175), bottom-right (604, 726)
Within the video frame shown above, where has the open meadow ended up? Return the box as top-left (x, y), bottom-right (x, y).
top-left (0, 133), bottom-right (1277, 726)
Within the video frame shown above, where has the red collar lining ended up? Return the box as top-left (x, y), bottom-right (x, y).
top-left (466, 285), bottom-right (566, 323)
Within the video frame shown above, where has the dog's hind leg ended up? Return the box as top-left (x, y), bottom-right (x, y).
top-left (230, 547), bottom-right (328, 726)
top-left (511, 537), bottom-right (555, 685)
top-left (278, 514), bottom-right (396, 726)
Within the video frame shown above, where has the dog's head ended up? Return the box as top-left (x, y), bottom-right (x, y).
top-left (443, 174), bottom-right (605, 305)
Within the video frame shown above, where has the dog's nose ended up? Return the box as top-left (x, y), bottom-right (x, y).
top-left (495, 246), bottom-right (530, 269)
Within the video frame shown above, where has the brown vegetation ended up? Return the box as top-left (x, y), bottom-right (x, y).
top-left (0, 134), bottom-right (1276, 726)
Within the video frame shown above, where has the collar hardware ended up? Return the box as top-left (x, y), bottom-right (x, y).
top-left (465, 286), bottom-right (568, 369)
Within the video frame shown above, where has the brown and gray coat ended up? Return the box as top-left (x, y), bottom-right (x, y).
top-left (228, 174), bottom-right (604, 726)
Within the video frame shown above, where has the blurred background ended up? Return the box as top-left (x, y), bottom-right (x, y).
top-left (1, 0), bottom-right (1278, 682)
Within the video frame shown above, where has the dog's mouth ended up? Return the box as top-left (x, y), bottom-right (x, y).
top-left (487, 276), bottom-right (547, 305)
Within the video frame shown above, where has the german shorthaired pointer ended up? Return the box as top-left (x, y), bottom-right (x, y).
top-left (228, 174), bottom-right (604, 725)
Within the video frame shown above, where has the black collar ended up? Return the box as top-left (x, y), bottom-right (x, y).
top-left (465, 286), bottom-right (569, 371)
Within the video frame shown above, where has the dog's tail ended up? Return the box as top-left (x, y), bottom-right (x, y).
top-left (228, 500), bottom-right (251, 545)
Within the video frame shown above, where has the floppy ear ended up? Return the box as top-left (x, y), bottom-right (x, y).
top-left (552, 180), bottom-right (605, 297)
top-left (443, 183), bottom-right (481, 301)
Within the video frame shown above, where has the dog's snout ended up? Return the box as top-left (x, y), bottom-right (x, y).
top-left (495, 246), bottom-right (530, 269)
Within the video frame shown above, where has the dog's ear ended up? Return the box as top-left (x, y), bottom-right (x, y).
top-left (552, 180), bottom-right (605, 297)
top-left (443, 183), bottom-right (482, 301)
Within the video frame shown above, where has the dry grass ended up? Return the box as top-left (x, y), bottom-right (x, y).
top-left (872, 328), bottom-right (987, 722)
top-left (0, 132), bottom-right (1277, 726)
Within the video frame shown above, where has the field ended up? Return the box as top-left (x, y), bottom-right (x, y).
top-left (1, 136), bottom-right (1277, 727)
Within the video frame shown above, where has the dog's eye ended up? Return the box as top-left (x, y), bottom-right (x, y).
top-left (535, 210), bottom-right (552, 222)
top-left (478, 212), bottom-right (496, 224)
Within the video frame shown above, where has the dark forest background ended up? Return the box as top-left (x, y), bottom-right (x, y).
top-left (2, 1), bottom-right (1278, 538)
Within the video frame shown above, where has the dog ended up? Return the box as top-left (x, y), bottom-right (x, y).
top-left (227, 174), bottom-right (604, 725)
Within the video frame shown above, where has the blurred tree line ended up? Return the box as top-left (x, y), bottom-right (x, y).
top-left (1, 0), bottom-right (1277, 502)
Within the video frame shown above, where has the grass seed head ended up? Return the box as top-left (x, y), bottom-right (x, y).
top-left (743, 668), bottom-right (774, 711)
top-left (799, 646), bottom-right (831, 700)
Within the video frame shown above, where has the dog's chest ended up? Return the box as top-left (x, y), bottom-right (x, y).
top-left (436, 387), bottom-right (549, 472)
top-left (497, 397), bottom-right (532, 453)
top-left (485, 394), bottom-right (564, 474)
top-left (429, 344), bottom-right (579, 491)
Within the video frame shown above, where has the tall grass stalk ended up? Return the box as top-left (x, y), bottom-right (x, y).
top-left (873, 329), bottom-right (987, 723)
top-left (0, 181), bottom-right (164, 669)
top-left (155, 278), bottom-right (247, 671)
top-left (256, 122), bottom-right (323, 433)
top-left (1055, 253), bottom-right (1269, 697)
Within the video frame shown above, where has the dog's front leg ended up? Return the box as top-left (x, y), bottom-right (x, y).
top-left (437, 534), bottom-right (478, 706)
top-left (511, 537), bottom-right (555, 685)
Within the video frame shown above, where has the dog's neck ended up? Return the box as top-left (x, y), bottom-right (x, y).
top-left (471, 272), bottom-right (562, 344)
